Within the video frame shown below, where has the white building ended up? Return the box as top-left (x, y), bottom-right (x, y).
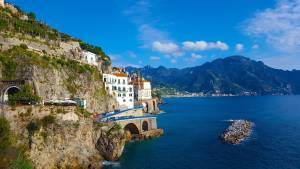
top-left (82, 51), bottom-right (98, 66)
top-left (0, 0), bottom-right (4, 7)
top-left (103, 72), bottom-right (134, 110)
top-left (131, 76), bottom-right (152, 101)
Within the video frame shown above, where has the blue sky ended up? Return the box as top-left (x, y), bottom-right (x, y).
top-left (8, 0), bottom-right (300, 70)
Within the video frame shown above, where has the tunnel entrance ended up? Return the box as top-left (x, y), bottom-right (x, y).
top-left (142, 121), bottom-right (149, 132)
top-left (124, 123), bottom-right (140, 134)
top-left (3, 86), bottom-right (20, 102)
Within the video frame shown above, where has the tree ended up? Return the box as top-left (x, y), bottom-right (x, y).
top-left (27, 12), bottom-right (36, 20)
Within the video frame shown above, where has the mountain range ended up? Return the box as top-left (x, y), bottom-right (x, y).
top-left (126, 56), bottom-right (300, 95)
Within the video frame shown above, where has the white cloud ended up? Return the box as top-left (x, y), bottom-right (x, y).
top-left (152, 41), bottom-right (183, 56)
top-left (244, 0), bottom-right (300, 53)
top-left (191, 53), bottom-right (203, 60)
top-left (185, 53), bottom-right (204, 63)
top-left (235, 43), bottom-right (244, 51)
top-left (182, 41), bottom-right (229, 51)
top-left (252, 44), bottom-right (259, 49)
top-left (150, 56), bottom-right (161, 61)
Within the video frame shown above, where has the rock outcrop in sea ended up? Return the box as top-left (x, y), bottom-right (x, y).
top-left (220, 120), bottom-right (253, 144)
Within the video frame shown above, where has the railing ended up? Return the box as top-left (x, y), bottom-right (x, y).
top-left (99, 115), bottom-right (156, 122)
top-left (100, 106), bottom-right (144, 118)
top-left (0, 79), bottom-right (26, 86)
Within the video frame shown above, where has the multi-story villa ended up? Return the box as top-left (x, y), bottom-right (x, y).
top-left (103, 72), bottom-right (134, 110)
top-left (131, 74), bottom-right (152, 101)
top-left (82, 51), bottom-right (98, 66)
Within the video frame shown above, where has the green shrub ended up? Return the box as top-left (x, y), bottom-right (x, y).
top-left (27, 12), bottom-right (36, 21)
top-left (26, 121), bottom-right (39, 136)
top-left (8, 84), bottom-right (41, 107)
top-left (107, 123), bottom-right (122, 136)
top-left (0, 117), bottom-right (12, 150)
top-left (41, 115), bottom-right (55, 127)
top-left (9, 154), bottom-right (33, 169)
top-left (75, 107), bottom-right (92, 118)
top-left (19, 44), bottom-right (28, 49)
top-left (0, 54), bottom-right (17, 80)
top-left (56, 108), bottom-right (66, 114)
top-left (26, 121), bottom-right (39, 149)
top-left (25, 107), bottom-right (32, 116)
top-left (79, 41), bottom-right (111, 65)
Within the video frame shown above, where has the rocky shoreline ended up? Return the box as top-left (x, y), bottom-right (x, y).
top-left (220, 120), bottom-right (253, 144)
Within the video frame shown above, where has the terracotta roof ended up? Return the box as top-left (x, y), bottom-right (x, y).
top-left (113, 73), bottom-right (128, 77)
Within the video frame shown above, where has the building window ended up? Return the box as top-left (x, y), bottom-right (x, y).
top-left (129, 94), bottom-right (132, 97)
top-left (104, 78), bottom-right (107, 82)
top-left (118, 94), bottom-right (121, 97)
top-left (118, 87), bottom-right (121, 91)
top-left (123, 87), bottom-right (126, 92)
top-left (112, 86), bottom-right (117, 90)
top-left (123, 94), bottom-right (126, 97)
top-left (129, 99), bottom-right (132, 102)
top-left (123, 99), bottom-right (126, 102)
top-left (129, 87), bottom-right (132, 92)
top-left (123, 79), bottom-right (125, 84)
top-left (118, 79), bottom-right (120, 84)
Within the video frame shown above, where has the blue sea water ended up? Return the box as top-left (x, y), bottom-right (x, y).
top-left (104, 96), bottom-right (300, 169)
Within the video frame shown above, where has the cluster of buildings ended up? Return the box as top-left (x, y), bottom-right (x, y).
top-left (79, 46), bottom-right (153, 111)
top-left (103, 70), bottom-right (152, 110)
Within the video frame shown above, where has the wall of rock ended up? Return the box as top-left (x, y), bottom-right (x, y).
top-left (1, 105), bottom-right (126, 169)
top-left (0, 46), bottom-right (117, 113)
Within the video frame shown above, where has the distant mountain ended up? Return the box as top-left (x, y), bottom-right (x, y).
top-left (126, 56), bottom-right (300, 95)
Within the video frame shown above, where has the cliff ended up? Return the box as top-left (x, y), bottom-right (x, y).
top-left (1, 105), bottom-right (126, 169)
top-left (0, 4), bottom-right (126, 169)
top-left (0, 45), bottom-right (117, 113)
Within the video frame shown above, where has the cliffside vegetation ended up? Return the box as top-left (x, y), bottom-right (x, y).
top-left (0, 45), bottom-right (106, 97)
top-left (0, 117), bottom-right (34, 169)
top-left (0, 5), bottom-right (111, 65)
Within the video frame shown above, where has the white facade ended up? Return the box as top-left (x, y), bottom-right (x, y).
top-left (103, 73), bottom-right (134, 110)
top-left (82, 51), bottom-right (98, 66)
top-left (0, 0), bottom-right (4, 7)
top-left (135, 81), bottom-right (152, 101)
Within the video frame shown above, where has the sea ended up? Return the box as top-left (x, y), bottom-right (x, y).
top-left (104, 96), bottom-right (300, 169)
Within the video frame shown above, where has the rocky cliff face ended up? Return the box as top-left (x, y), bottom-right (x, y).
top-left (29, 65), bottom-right (117, 113)
top-left (2, 105), bottom-right (126, 169)
top-left (0, 46), bottom-right (118, 113)
top-left (96, 125), bottom-right (126, 161)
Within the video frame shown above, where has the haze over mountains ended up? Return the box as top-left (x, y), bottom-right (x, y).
top-left (126, 56), bottom-right (300, 95)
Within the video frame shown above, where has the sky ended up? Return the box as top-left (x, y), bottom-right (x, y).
top-left (7, 0), bottom-right (300, 70)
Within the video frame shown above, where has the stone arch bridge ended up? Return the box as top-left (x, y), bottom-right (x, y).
top-left (116, 117), bottom-right (158, 135)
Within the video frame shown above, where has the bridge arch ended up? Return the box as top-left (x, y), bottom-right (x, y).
top-left (124, 123), bottom-right (140, 134)
top-left (142, 121), bottom-right (149, 132)
top-left (2, 86), bottom-right (21, 102)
